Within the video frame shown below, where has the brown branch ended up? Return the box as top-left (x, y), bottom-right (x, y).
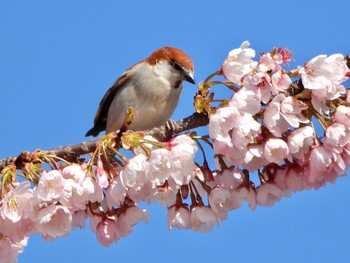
top-left (0, 112), bottom-right (209, 171)
top-left (284, 79), bottom-right (304, 96)
top-left (345, 54), bottom-right (350, 69)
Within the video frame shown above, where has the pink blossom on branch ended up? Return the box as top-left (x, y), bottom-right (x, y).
top-left (242, 144), bottom-right (268, 172)
top-left (271, 71), bottom-right (292, 92)
top-left (287, 126), bottom-right (314, 162)
top-left (209, 187), bottom-right (233, 220)
top-left (1, 181), bottom-right (33, 223)
top-left (190, 206), bottom-right (218, 232)
top-left (95, 218), bottom-right (121, 247)
top-left (35, 170), bottom-right (66, 202)
top-left (222, 41), bottom-right (258, 85)
top-left (335, 105), bottom-right (350, 129)
top-left (209, 42), bottom-right (349, 213)
top-left (32, 204), bottom-right (72, 239)
top-left (242, 72), bottom-right (276, 103)
top-left (117, 206), bottom-right (149, 237)
top-left (298, 54), bottom-right (348, 113)
top-left (264, 138), bottom-right (289, 164)
top-left (299, 54), bottom-right (348, 91)
top-left (0, 237), bottom-right (21, 263)
top-left (256, 182), bottom-right (284, 207)
top-left (263, 94), bottom-right (309, 137)
top-left (167, 206), bottom-right (191, 230)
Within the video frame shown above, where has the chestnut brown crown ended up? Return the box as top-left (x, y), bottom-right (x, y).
top-left (146, 46), bottom-right (194, 76)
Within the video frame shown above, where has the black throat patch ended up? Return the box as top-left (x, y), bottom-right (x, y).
top-left (174, 80), bottom-right (182, 89)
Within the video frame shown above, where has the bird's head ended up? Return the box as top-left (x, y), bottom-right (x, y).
top-left (145, 46), bottom-right (195, 85)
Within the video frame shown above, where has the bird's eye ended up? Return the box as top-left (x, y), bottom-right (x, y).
top-left (172, 61), bottom-right (183, 72)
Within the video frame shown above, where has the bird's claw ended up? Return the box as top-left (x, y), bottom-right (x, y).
top-left (165, 119), bottom-right (177, 133)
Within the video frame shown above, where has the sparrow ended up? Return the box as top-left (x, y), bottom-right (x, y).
top-left (85, 47), bottom-right (195, 137)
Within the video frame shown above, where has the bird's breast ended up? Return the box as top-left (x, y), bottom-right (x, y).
top-left (106, 65), bottom-right (183, 133)
top-left (132, 78), bottom-right (183, 129)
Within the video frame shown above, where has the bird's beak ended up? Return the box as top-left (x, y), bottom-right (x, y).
top-left (184, 70), bottom-right (195, 84)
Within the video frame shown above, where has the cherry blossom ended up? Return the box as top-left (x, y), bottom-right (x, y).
top-left (59, 178), bottom-right (87, 210)
top-left (1, 181), bottom-right (33, 223)
top-left (209, 187), bottom-right (233, 219)
top-left (95, 159), bottom-right (110, 189)
top-left (299, 54), bottom-right (348, 90)
top-left (71, 210), bottom-right (87, 230)
top-left (285, 167), bottom-right (305, 192)
top-left (35, 170), bottom-right (65, 202)
top-left (303, 146), bottom-right (336, 189)
top-left (264, 138), bottom-right (289, 164)
top-left (287, 126), bottom-right (314, 162)
top-left (168, 135), bottom-right (197, 185)
top-left (62, 164), bottom-right (87, 184)
top-left (334, 105), bottom-right (350, 129)
top-left (0, 237), bottom-right (20, 263)
top-left (190, 206), bottom-right (218, 232)
top-left (231, 112), bottom-right (261, 150)
top-left (121, 206), bottom-right (149, 226)
top-left (117, 206), bottom-right (149, 237)
top-left (209, 99), bottom-right (261, 169)
top-left (214, 168), bottom-right (244, 191)
top-left (106, 176), bottom-right (127, 208)
top-left (271, 71), bottom-right (292, 92)
top-left (222, 41), bottom-right (258, 85)
top-left (209, 105), bottom-right (241, 148)
top-left (0, 217), bottom-right (32, 244)
top-left (242, 72), bottom-right (276, 103)
top-left (324, 123), bottom-right (349, 148)
top-left (242, 144), bottom-right (268, 172)
top-left (276, 47), bottom-right (293, 65)
top-left (258, 47), bottom-right (292, 72)
top-left (299, 54), bottom-right (348, 113)
top-left (192, 168), bottom-right (210, 199)
top-left (275, 166), bottom-right (306, 193)
top-left (120, 154), bottom-right (147, 189)
top-left (259, 52), bottom-right (282, 72)
top-left (81, 175), bottom-right (104, 203)
top-left (168, 206), bottom-right (191, 230)
top-left (228, 88), bottom-right (261, 115)
top-left (145, 148), bottom-right (173, 185)
top-left (256, 182), bottom-right (283, 207)
top-left (33, 204), bottom-right (72, 239)
top-left (263, 94), bottom-right (309, 137)
top-left (95, 218), bottom-right (121, 247)
top-left (147, 177), bottom-right (178, 206)
top-left (230, 187), bottom-right (251, 209)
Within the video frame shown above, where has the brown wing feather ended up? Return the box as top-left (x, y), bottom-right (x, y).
top-left (85, 73), bottom-right (130, 137)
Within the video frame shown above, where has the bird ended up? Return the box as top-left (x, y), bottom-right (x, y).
top-left (85, 46), bottom-right (195, 137)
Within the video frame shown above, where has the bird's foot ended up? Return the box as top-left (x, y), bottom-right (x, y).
top-left (165, 119), bottom-right (177, 133)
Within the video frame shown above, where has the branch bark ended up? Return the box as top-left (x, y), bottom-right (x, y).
top-left (0, 112), bottom-right (209, 171)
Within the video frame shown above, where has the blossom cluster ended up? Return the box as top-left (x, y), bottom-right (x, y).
top-left (0, 135), bottom-right (201, 261)
top-left (211, 41), bottom-right (349, 202)
top-left (1, 41), bottom-right (349, 262)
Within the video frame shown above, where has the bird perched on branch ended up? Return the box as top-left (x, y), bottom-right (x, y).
top-left (85, 47), bottom-right (195, 137)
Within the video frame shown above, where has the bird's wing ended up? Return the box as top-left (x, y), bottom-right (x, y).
top-left (85, 72), bottom-right (130, 137)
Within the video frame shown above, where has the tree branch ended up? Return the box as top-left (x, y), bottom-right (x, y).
top-left (0, 112), bottom-right (209, 171)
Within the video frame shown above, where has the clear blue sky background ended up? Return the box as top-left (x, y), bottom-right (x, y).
top-left (1, 1), bottom-right (350, 262)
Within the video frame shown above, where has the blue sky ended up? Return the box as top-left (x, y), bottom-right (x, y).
top-left (1, 1), bottom-right (350, 262)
